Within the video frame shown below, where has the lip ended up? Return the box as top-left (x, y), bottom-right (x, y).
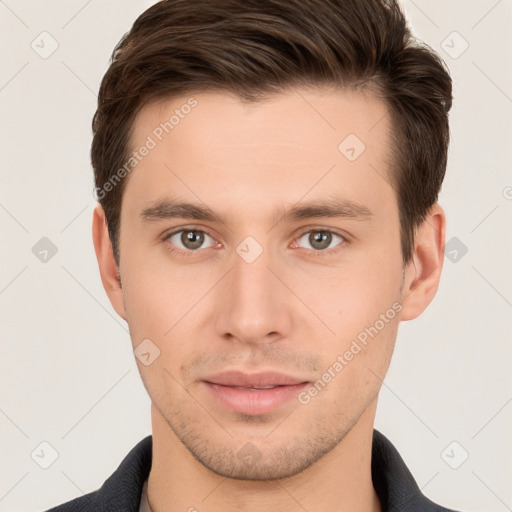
top-left (202, 370), bottom-right (309, 415)
top-left (204, 370), bottom-right (307, 387)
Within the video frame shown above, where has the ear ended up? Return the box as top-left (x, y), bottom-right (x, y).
top-left (92, 204), bottom-right (127, 321)
top-left (399, 203), bottom-right (446, 321)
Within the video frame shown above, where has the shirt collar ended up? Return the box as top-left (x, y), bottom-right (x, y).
top-left (100, 429), bottom-right (456, 512)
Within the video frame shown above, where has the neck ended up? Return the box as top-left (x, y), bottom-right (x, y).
top-left (147, 400), bottom-right (381, 512)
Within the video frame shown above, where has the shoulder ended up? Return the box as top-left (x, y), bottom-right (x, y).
top-left (44, 490), bottom-right (100, 512)
top-left (43, 436), bottom-right (152, 512)
top-left (372, 429), bottom-right (465, 512)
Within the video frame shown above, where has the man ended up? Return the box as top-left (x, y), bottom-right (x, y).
top-left (47, 0), bottom-right (461, 510)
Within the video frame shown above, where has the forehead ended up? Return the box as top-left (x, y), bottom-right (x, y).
top-left (131, 86), bottom-right (389, 153)
top-left (123, 86), bottom-right (394, 220)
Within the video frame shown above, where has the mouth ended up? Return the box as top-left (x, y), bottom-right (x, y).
top-left (201, 370), bottom-right (310, 415)
top-left (227, 385), bottom-right (284, 390)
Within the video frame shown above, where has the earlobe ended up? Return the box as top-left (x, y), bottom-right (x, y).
top-left (92, 204), bottom-right (128, 321)
top-left (399, 203), bottom-right (446, 321)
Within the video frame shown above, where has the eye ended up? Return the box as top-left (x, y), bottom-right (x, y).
top-left (166, 229), bottom-right (216, 252)
top-left (296, 229), bottom-right (346, 253)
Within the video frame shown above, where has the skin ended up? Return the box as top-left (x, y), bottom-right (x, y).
top-left (92, 86), bottom-right (445, 512)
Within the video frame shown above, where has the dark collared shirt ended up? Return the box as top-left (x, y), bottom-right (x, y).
top-left (45, 430), bottom-right (461, 511)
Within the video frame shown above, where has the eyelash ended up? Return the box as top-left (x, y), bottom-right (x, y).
top-left (163, 226), bottom-right (348, 258)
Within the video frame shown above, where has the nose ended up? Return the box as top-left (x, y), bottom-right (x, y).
top-left (214, 242), bottom-right (293, 346)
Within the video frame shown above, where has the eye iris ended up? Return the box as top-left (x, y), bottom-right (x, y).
top-left (181, 230), bottom-right (204, 250)
top-left (309, 231), bottom-right (331, 250)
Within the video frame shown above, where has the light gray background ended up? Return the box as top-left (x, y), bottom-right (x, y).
top-left (1, 1), bottom-right (511, 511)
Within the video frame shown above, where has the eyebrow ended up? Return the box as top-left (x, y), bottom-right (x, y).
top-left (140, 199), bottom-right (220, 223)
top-left (277, 197), bottom-right (373, 223)
top-left (139, 196), bottom-right (373, 224)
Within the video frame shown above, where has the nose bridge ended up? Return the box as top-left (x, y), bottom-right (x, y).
top-left (215, 238), bottom-right (291, 343)
top-left (233, 245), bottom-right (272, 303)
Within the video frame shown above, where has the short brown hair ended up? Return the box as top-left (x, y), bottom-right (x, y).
top-left (91, 0), bottom-right (452, 265)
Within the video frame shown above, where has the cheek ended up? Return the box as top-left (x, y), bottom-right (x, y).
top-left (309, 253), bottom-right (403, 331)
top-left (120, 258), bottom-right (177, 349)
top-left (120, 253), bottom-right (217, 378)
top-left (121, 240), bottom-right (194, 312)
top-left (298, 249), bottom-right (403, 384)
top-left (301, 311), bottom-right (399, 416)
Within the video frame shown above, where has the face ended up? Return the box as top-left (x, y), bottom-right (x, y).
top-left (114, 86), bottom-right (408, 479)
